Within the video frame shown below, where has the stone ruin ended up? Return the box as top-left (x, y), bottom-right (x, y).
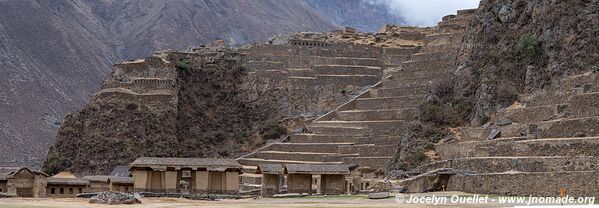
top-left (237, 9), bottom-right (475, 194)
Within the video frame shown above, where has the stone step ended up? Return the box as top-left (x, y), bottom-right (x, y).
top-left (419, 43), bottom-right (460, 54)
top-left (424, 33), bottom-right (451, 44)
top-left (393, 64), bottom-right (454, 78)
top-left (256, 151), bottom-right (357, 162)
top-left (245, 54), bottom-right (289, 63)
top-left (241, 165), bottom-right (258, 174)
top-left (288, 56), bottom-right (383, 68)
top-left (312, 65), bottom-right (382, 76)
top-left (564, 92), bottom-right (599, 118)
top-left (418, 156), bottom-right (599, 174)
top-left (240, 173), bottom-right (262, 184)
top-left (237, 158), bottom-right (343, 167)
top-left (308, 126), bottom-right (372, 136)
top-left (342, 157), bottom-right (393, 170)
top-left (410, 52), bottom-right (453, 62)
top-left (376, 86), bottom-right (431, 97)
top-left (504, 106), bottom-right (556, 124)
top-left (499, 123), bottom-right (529, 138)
top-left (312, 120), bottom-right (407, 135)
top-left (355, 96), bottom-right (425, 110)
top-left (290, 134), bottom-right (401, 145)
top-left (266, 143), bottom-right (353, 154)
top-left (401, 58), bottom-right (455, 72)
top-left (286, 68), bottom-right (313, 77)
top-left (535, 116), bottom-right (599, 138)
top-left (382, 75), bottom-right (445, 89)
top-left (290, 134), bottom-right (362, 144)
top-left (338, 144), bottom-right (397, 157)
top-left (560, 72), bottom-right (597, 91)
top-left (523, 90), bottom-right (576, 108)
top-left (437, 137), bottom-right (599, 159)
top-left (315, 74), bottom-right (381, 87)
top-left (447, 171), bottom-right (597, 197)
top-left (383, 47), bottom-right (420, 56)
top-left (383, 55), bottom-right (411, 66)
top-left (335, 109), bottom-right (416, 121)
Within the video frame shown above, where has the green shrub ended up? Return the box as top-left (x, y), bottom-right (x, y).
top-left (592, 63), bottom-right (599, 73)
top-left (233, 63), bottom-right (246, 72)
top-left (176, 60), bottom-right (193, 73)
top-left (517, 34), bottom-right (542, 59)
top-left (262, 124), bottom-right (288, 140)
top-left (234, 132), bottom-right (246, 143)
top-left (415, 152), bottom-right (427, 162)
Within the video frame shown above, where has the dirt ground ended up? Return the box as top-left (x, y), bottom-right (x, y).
top-left (0, 192), bottom-right (517, 208)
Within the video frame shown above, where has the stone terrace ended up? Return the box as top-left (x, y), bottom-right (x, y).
top-left (402, 67), bottom-right (599, 196)
top-left (237, 33), bottom-right (426, 116)
top-left (237, 9), bottom-right (476, 191)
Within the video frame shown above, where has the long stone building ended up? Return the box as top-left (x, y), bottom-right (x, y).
top-left (129, 157), bottom-right (242, 194)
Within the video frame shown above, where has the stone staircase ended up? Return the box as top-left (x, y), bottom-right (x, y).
top-left (237, 10), bottom-right (476, 192)
top-left (402, 72), bottom-right (599, 197)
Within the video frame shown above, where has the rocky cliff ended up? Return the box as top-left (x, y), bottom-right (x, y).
top-left (387, 0), bottom-right (599, 173)
top-left (455, 0), bottom-right (599, 125)
top-left (43, 48), bottom-right (282, 175)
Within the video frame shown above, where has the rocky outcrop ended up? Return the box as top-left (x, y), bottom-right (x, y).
top-left (455, 0), bottom-right (599, 124)
top-left (0, 0), bottom-right (339, 168)
top-left (43, 48), bottom-right (281, 175)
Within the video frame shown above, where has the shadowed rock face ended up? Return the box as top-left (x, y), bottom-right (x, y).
top-left (0, 0), bottom-right (339, 168)
top-left (43, 51), bottom-right (282, 176)
top-left (454, 0), bottom-right (599, 124)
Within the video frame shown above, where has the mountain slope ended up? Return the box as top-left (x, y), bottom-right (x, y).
top-left (0, 0), bottom-right (116, 167)
top-left (0, 0), bottom-right (337, 168)
top-left (305, 0), bottom-right (405, 32)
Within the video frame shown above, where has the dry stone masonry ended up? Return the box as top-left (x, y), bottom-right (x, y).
top-left (237, 9), bottom-right (476, 192)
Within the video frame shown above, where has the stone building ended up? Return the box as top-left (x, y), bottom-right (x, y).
top-left (129, 157), bottom-right (242, 194)
top-left (284, 164), bottom-right (349, 195)
top-left (46, 172), bottom-right (89, 198)
top-left (108, 177), bottom-right (134, 192)
top-left (0, 167), bottom-right (47, 197)
top-left (83, 175), bottom-right (134, 193)
top-left (255, 164), bottom-right (284, 196)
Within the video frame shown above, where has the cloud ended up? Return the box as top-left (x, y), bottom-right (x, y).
top-left (365, 0), bottom-right (480, 26)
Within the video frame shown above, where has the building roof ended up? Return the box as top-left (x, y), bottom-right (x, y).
top-left (110, 166), bottom-right (131, 177)
top-left (108, 176), bottom-right (134, 185)
top-left (256, 164), bottom-right (284, 174)
top-left (52, 171), bottom-right (78, 179)
top-left (83, 175), bottom-right (111, 182)
top-left (0, 167), bottom-right (47, 180)
top-left (129, 157), bottom-right (242, 171)
top-left (47, 177), bottom-right (89, 186)
top-left (284, 164), bottom-right (350, 175)
top-left (83, 175), bottom-right (133, 185)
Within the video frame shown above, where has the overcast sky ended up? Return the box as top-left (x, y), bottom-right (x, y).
top-left (366, 0), bottom-right (481, 26)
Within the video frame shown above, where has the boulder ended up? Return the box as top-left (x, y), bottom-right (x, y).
top-left (368, 192), bottom-right (390, 199)
top-left (89, 192), bottom-right (142, 205)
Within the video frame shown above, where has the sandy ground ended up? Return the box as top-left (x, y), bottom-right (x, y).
top-left (0, 192), bottom-right (521, 208)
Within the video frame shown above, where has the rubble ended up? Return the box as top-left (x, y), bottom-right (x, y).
top-left (89, 192), bottom-right (142, 205)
